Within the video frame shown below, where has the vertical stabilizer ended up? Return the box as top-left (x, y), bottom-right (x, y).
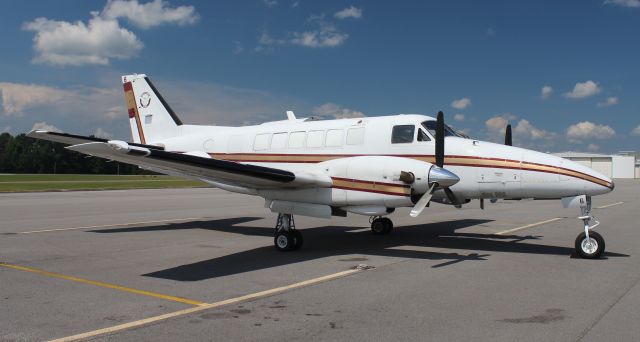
top-left (122, 74), bottom-right (182, 144)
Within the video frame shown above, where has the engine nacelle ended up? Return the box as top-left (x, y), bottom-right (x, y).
top-left (317, 156), bottom-right (434, 195)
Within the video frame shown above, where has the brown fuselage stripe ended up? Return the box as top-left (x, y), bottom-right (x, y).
top-left (123, 82), bottom-right (146, 144)
top-left (209, 153), bottom-right (612, 189)
top-left (331, 177), bottom-right (411, 197)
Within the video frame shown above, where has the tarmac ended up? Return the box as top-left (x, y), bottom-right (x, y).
top-left (1, 180), bottom-right (639, 341)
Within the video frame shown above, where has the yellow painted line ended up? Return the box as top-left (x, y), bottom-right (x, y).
top-left (0, 263), bottom-right (205, 307)
top-left (496, 217), bottom-right (563, 236)
top-left (17, 217), bottom-right (207, 234)
top-left (596, 201), bottom-right (624, 209)
top-left (49, 269), bottom-right (360, 342)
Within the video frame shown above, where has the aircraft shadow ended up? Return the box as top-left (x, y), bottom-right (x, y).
top-left (87, 216), bottom-right (628, 281)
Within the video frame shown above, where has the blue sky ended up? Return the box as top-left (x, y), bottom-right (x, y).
top-left (0, 0), bottom-right (638, 153)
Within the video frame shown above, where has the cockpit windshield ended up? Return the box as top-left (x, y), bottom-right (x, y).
top-left (422, 120), bottom-right (469, 139)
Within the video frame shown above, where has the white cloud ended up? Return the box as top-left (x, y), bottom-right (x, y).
top-left (312, 103), bottom-right (364, 119)
top-left (514, 119), bottom-right (551, 140)
top-left (291, 22), bottom-right (348, 48)
top-left (102, 0), bottom-right (199, 29)
top-left (259, 15), bottom-right (350, 49)
top-left (604, 0), bottom-right (640, 8)
top-left (32, 122), bottom-right (61, 132)
top-left (23, 0), bottom-right (198, 66)
top-left (0, 82), bottom-right (122, 124)
top-left (597, 96), bottom-right (619, 107)
top-left (587, 143), bottom-right (600, 152)
top-left (453, 114), bottom-right (465, 122)
top-left (451, 97), bottom-right (471, 110)
top-left (541, 85), bottom-right (553, 99)
top-left (263, 0), bottom-right (278, 7)
top-left (564, 80), bottom-right (602, 99)
top-left (2, 126), bottom-right (12, 133)
top-left (485, 115), bottom-right (510, 137)
top-left (23, 16), bottom-right (142, 66)
top-left (566, 121), bottom-right (616, 142)
top-left (93, 127), bottom-right (113, 139)
top-left (335, 6), bottom-right (363, 19)
top-left (631, 125), bottom-right (640, 136)
top-left (0, 82), bottom-right (73, 116)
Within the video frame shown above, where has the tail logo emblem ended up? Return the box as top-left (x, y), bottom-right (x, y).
top-left (139, 92), bottom-right (151, 108)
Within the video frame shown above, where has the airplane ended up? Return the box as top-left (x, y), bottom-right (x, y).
top-left (28, 74), bottom-right (614, 258)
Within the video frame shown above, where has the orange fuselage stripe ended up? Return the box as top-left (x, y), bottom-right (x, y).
top-left (209, 153), bottom-right (612, 189)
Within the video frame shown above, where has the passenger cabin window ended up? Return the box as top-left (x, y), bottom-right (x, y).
top-left (417, 129), bottom-right (431, 142)
top-left (391, 125), bottom-right (415, 144)
top-left (271, 132), bottom-right (288, 149)
top-left (307, 130), bottom-right (325, 148)
top-left (253, 133), bottom-right (271, 151)
top-left (288, 131), bottom-right (306, 148)
top-left (325, 129), bottom-right (344, 147)
top-left (346, 127), bottom-right (365, 145)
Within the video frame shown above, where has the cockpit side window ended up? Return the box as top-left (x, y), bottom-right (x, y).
top-left (422, 120), bottom-right (467, 139)
top-left (417, 128), bottom-right (431, 142)
top-left (391, 125), bottom-right (415, 144)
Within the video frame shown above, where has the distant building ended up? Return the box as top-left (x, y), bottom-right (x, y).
top-left (553, 151), bottom-right (637, 179)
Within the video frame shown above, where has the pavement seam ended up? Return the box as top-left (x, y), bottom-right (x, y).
top-left (576, 274), bottom-right (640, 341)
top-left (47, 269), bottom-right (360, 342)
top-left (0, 262), bottom-right (205, 306)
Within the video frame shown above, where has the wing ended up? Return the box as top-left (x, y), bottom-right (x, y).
top-left (27, 131), bottom-right (331, 190)
top-left (27, 130), bottom-right (164, 150)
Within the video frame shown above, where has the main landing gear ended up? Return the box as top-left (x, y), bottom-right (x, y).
top-left (370, 217), bottom-right (393, 235)
top-left (273, 213), bottom-right (303, 251)
top-left (574, 196), bottom-right (605, 259)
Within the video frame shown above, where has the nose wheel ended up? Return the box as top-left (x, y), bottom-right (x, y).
top-left (575, 231), bottom-right (605, 259)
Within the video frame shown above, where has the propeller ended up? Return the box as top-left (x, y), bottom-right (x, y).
top-left (505, 124), bottom-right (512, 146)
top-left (409, 111), bottom-right (461, 217)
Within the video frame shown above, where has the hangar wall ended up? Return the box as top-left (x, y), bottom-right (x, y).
top-left (554, 152), bottom-right (637, 179)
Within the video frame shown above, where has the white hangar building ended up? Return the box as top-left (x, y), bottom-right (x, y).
top-left (554, 152), bottom-right (638, 179)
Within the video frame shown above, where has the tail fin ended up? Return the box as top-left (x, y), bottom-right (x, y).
top-left (122, 74), bottom-right (182, 144)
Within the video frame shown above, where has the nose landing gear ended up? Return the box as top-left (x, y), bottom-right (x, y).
top-left (574, 196), bottom-right (605, 259)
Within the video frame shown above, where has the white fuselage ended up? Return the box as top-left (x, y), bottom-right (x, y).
top-left (147, 114), bottom-right (613, 212)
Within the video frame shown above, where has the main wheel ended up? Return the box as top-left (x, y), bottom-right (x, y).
top-left (381, 217), bottom-right (393, 234)
top-left (274, 231), bottom-right (296, 251)
top-left (371, 218), bottom-right (386, 235)
top-left (575, 231), bottom-right (605, 259)
top-left (292, 230), bottom-right (303, 250)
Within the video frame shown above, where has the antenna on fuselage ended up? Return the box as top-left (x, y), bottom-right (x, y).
top-left (286, 111), bottom-right (296, 121)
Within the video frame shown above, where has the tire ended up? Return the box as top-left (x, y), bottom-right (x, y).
top-left (381, 218), bottom-right (393, 234)
top-left (292, 230), bottom-right (304, 250)
top-left (371, 219), bottom-right (386, 235)
top-left (274, 231), bottom-right (295, 251)
top-left (575, 231), bottom-right (605, 259)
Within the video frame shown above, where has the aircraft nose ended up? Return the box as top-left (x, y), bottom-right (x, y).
top-left (429, 166), bottom-right (460, 187)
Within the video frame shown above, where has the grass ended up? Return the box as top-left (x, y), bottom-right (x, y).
top-left (0, 174), bottom-right (208, 192)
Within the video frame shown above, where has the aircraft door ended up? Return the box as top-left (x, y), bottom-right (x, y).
top-left (477, 154), bottom-right (523, 199)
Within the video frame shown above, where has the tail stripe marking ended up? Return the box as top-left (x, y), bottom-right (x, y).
top-left (123, 82), bottom-right (146, 144)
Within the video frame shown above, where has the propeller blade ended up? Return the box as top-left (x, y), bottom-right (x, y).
top-left (505, 124), bottom-right (512, 146)
top-left (480, 198), bottom-right (484, 210)
top-left (444, 188), bottom-right (462, 208)
top-left (435, 111), bottom-right (445, 168)
top-left (410, 183), bottom-right (437, 217)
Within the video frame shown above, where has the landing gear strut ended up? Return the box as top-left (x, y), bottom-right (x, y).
top-left (574, 196), bottom-right (605, 259)
top-left (274, 213), bottom-right (303, 252)
top-left (370, 217), bottom-right (393, 235)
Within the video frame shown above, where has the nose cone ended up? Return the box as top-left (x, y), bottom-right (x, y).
top-left (563, 158), bottom-right (615, 195)
top-left (429, 166), bottom-right (460, 187)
